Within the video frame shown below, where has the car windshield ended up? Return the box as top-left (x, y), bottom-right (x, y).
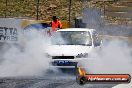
top-left (51, 31), bottom-right (92, 46)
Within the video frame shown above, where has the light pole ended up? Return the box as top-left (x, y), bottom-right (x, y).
top-left (69, 0), bottom-right (72, 27)
top-left (5, 0), bottom-right (7, 18)
top-left (36, 0), bottom-right (40, 20)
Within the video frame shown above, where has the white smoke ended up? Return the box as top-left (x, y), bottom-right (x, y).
top-left (0, 29), bottom-right (52, 77)
top-left (81, 7), bottom-right (132, 88)
top-left (81, 7), bottom-right (132, 74)
top-left (81, 39), bottom-right (132, 74)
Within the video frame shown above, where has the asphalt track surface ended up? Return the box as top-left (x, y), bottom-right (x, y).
top-left (0, 74), bottom-right (116, 88)
top-left (0, 37), bottom-right (131, 88)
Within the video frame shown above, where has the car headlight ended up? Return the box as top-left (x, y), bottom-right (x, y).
top-left (76, 53), bottom-right (88, 58)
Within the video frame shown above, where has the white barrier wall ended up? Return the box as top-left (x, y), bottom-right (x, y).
top-left (0, 18), bottom-right (22, 43)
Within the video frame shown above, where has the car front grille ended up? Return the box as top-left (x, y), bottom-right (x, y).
top-left (52, 56), bottom-right (74, 59)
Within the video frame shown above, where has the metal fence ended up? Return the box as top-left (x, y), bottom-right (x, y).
top-left (0, 0), bottom-right (36, 18)
top-left (0, 0), bottom-right (131, 24)
top-left (0, 0), bottom-right (83, 23)
top-left (0, 0), bottom-right (73, 20)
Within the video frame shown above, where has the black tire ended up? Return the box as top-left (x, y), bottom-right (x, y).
top-left (79, 76), bottom-right (86, 85)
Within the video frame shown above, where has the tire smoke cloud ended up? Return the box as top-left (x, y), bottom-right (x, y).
top-left (0, 29), bottom-right (52, 77)
top-left (81, 39), bottom-right (132, 74)
top-left (81, 7), bottom-right (132, 75)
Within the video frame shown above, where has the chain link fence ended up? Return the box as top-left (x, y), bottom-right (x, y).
top-left (0, 0), bottom-right (36, 18)
top-left (0, 0), bottom-right (84, 21)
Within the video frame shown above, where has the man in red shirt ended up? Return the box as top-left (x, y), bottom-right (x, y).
top-left (50, 16), bottom-right (62, 32)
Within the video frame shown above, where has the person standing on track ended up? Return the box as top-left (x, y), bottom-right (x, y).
top-left (50, 16), bottom-right (62, 32)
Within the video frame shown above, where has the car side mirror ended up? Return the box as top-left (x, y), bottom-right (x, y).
top-left (94, 39), bottom-right (102, 47)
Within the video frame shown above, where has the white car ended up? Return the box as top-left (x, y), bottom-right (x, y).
top-left (46, 28), bottom-right (101, 68)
